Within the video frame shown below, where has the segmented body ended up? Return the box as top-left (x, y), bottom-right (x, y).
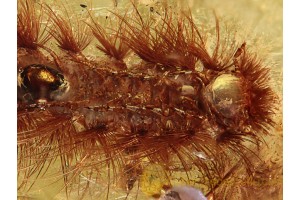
top-left (17, 1), bottom-right (280, 199)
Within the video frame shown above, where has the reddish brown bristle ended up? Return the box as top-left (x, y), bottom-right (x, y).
top-left (115, 7), bottom-right (199, 70)
top-left (17, 0), bottom-right (51, 50)
top-left (88, 12), bottom-right (131, 62)
top-left (45, 4), bottom-right (92, 53)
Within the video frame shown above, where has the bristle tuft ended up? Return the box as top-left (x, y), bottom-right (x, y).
top-left (17, 0), bottom-right (51, 50)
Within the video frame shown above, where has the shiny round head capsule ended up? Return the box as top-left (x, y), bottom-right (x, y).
top-left (18, 64), bottom-right (69, 102)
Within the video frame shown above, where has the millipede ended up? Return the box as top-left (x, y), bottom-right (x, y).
top-left (17, 0), bottom-right (282, 199)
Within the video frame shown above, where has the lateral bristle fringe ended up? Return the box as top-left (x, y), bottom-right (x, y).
top-left (88, 12), bottom-right (131, 62)
top-left (17, 0), bottom-right (51, 49)
top-left (45, 4), bottom-right (92, 53)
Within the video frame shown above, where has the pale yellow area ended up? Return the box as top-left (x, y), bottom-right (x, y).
top-left (139, 164), bottom-right (170, 196)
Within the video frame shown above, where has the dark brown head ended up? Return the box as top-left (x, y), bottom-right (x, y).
top-left (18, 64), bottom-right (69, 102)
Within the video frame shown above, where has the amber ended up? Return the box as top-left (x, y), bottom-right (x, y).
top-left (17, 0), bottom-right (282, 199)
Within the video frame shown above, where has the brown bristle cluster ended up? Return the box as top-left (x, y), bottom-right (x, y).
top-left (17, 0), bottom-right (51, 50)
top-left (88, 11), bottom-right (131, 62)
top-left (17, 0), bottom-right (281, 199)
top-left (45, 4), bottom-right (92, 53)
top-left (117, 6), bottom-right (199, 69)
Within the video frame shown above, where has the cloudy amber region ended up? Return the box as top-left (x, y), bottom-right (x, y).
top-left (17, 0), bottom-right (282, 199)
